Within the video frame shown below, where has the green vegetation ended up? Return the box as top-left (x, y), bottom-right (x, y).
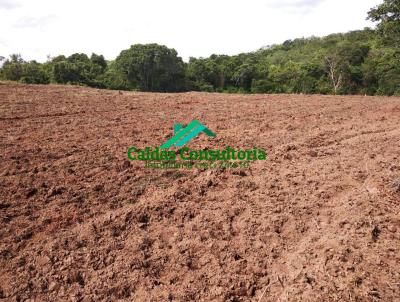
top-left (113, 44), bottom-right (186, 92)
top-left (1, 1), bottom-right (399, 95)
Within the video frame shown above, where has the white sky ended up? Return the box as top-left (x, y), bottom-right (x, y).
top-left (0, 0), bottom-right (383, 62)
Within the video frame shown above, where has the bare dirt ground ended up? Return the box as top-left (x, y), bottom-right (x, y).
top-left (0, 83), bottom-right (400, 302)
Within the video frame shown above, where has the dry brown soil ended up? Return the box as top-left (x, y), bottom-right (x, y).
top-left (1, 83), bottom-right (400, 301)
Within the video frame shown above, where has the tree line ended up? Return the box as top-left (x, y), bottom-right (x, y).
top-left (1, 0), bottom-right (399, 95)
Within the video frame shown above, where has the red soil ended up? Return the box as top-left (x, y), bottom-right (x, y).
top-left (0, 83), bottom-right (400, 301)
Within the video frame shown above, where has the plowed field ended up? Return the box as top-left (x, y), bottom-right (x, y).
top-left (1, 83), bottom-right (400, 301)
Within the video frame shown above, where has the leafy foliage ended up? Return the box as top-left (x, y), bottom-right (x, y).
top-left (114, 44), bottom-right (186, 92)
top-left (368, 0), bottom-right (400, 47)
top-left (1, 54), bottom-right (24, 81)
top-left (21, 61), bottom-right (50, 84)
top-left (50, 53), bottom-right (106, 87)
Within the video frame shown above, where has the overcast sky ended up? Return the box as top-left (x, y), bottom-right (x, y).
top-left (0, 0), bottom-right (383, 62)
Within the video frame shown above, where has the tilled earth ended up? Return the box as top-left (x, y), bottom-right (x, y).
top-left (0, 83), bottom-right (400, 302)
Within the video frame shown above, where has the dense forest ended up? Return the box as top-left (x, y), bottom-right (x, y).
top-left (1, 0), bottom-right (399, 95)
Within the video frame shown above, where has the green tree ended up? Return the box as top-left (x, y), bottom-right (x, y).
top-left (20, 61), bottom-right (50, 84)
top-left (323, 42), bottom-right (370, 94)
top-left (90, 53), bottom-right (107, 71)
top-left (52, 61), bottom-right (79, 84)
top-left (232, 63), bottom-right (256, 91)
top-left (186, 57), bottom-right (215, 91)
top-left (114, 44), bottom-right (186, 92)
top-left (363, 48), bottom-right (400, 95)
top-left (100, 61), bottom-right (129, 90)
top-left (1, 54), bottom-right (24, 81)
top-left (368, 0), bottom-right (400, 46)
top-left (51, 53), bottom-right (106, 87)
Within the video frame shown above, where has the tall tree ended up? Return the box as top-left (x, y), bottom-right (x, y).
top-left (324, 56), bottom-right (343, 94)
top-left (368, 0), bottom-right (400, 46)
top-left (1, 54), bottom-right (24, 81)
top-left (114, 44), bottom-right (186, 92)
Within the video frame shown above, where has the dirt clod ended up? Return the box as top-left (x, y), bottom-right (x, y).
top-left (372, 226), bottom-right (381, 241)
top-left (392, 178), bottom-right (400, 193)
top-left (26, 187), bottom-right (38, 198)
